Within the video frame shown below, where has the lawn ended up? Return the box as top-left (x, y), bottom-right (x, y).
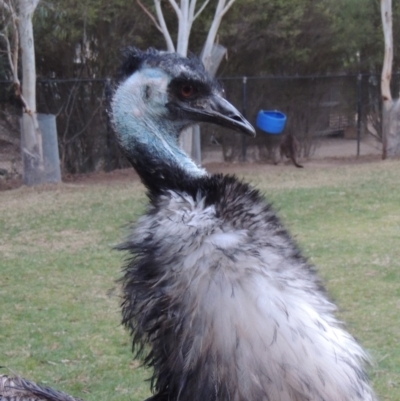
top-left (1, 159), bottom-right (399, 401)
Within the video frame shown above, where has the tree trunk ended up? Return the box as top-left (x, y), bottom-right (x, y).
top-left (190, 0), bottom-right (233, 164)
top-left (380, 0), bottom-right (400, 158)
top-left (17, 0), bottom-right (61, 184)
top-left (18, 0), bottom-right (42, 183)
top-left (188, 44), bottom-right (226, 164)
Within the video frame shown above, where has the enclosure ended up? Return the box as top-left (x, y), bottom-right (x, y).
top-left (2, 73), bottom-right (399, 175)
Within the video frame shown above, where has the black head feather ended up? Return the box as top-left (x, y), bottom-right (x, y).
top-left (117, 47), bottom-right (147, 81)
top-left (117, 47), bottom-right (220, 92)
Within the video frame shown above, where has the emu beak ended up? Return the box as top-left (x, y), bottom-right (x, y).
top-left (206, 95), bottom-right (256, 137)
top-left (178, 95), bottom-right (256, 137)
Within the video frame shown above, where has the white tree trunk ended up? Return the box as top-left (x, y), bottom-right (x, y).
top-left (19, 2), bottom-right (41, 150)
top-left (176, 0), bottom-right (190, 55)
top-left (154, 0), bottom-right (175, 52)
top-left (201, 0), bottom-right (234, 66)
top-left (15, 0), bottom-right (60, 184)
top-left (183, 0), bottom-right (234, 162)
top-left (380, 0), bottom-right (400, 158)
top-left (189, 0), bottom-right (233, 164)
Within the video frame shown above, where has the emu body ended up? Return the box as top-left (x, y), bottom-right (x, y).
top-left (112, 48), bottom-right (377, 401)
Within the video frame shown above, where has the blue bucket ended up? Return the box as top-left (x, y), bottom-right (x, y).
top-left (256, 110), bottom-right (287, 134)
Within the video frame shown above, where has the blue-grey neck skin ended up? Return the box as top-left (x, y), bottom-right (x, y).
top-left (112, 68), bottom-right (207, 179)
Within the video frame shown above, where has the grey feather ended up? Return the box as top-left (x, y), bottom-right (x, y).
top-left (0, 375), bottom-right (83, 401)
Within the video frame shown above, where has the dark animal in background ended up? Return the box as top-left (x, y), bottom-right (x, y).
top-left (112, 47), bottom-right (377, 401)
top-left (278, 133), bottom-right (303, 168)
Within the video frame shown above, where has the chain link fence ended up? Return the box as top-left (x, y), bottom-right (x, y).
top-left (1, 73), bottom-right (398, 175)
top-left (204, 74), bottom-right (387, 164)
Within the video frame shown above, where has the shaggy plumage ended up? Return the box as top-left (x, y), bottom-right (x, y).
top-left (112, 47), bottom-right (377, 401)
top-left (0, 375), bottom-right (82, 401)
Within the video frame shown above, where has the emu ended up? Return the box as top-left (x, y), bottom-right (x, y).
top-left (0, 48), bottom-right (377, 401)
top-left (112, 48), bottom-right (377, 401)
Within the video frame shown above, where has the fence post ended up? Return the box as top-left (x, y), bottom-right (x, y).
top-left (356, 73), bottom-right (362, 157)
top-left (242, 76), bottom-right (247, 162)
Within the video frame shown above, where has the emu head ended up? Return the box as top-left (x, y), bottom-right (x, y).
top-left (112, 47), bottom-right (255, 177)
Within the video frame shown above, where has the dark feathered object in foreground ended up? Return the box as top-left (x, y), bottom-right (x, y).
top-left (0, 375), bottom-right (82, 401)
top-left (111, 47), bottom-right (377, 401)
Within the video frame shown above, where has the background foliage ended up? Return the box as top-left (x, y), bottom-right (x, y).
top-left (2, 0), bottom-right (396, 80)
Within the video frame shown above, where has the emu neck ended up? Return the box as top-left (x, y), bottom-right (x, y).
top-left (119, 119), bottom-right (205, 180)
top-left (112, 70), bottom-right (206, 190)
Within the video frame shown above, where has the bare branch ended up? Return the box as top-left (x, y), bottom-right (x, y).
top-left (136, 0), bottom-right (163, 33)
top-left (11, 26), bottom-right (19, 81)
top-left (0, 33), bottom-right (13, 75)
top-left (188, 0), bottom-right (196, 22)
top-left (154, 0), bottom-right (175, 52)
top-left (3, 0), bottom-right (41, 143)
top-left (221, 0), bottom-right (236, 17)
top-left (168, 0), bottom-right (182, 19)
top-left (0, 1), bottom-right (20, 85)
top-left (1, 0), bottom-right (20, 83)
top-left (193, 0), bottom-right (210, 21)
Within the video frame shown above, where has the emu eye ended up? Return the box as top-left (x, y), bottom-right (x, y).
top-left (180, 84), bottom-right (196, 98)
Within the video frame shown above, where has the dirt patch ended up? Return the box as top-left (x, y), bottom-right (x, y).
top-left (0, 176), bottom-right (22, 191)
top-left (0, 134), bottom-right (385, 192)
top-left (0, 168), bottom-right (139, 191)
top-left (205, 154), bottom-right (383, 174)
top-left (0, 153), bottom-right (386, 192)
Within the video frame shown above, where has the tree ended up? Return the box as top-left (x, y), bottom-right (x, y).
top-left (33, 0), bottom-right (163, 78)
top-left (137, 0), bottom-right (237, 161)
top-left (137, 0), bottom-right (234, 62)
top-left (0, 0), bottom-right (60, 184)
top-left (381, 0), bottom-right (400, 158)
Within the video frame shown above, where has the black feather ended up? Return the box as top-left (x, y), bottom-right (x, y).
top-left (117, 47), bottom-right (219, 92)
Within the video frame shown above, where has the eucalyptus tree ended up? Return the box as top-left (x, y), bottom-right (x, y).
top-left (136, 0), bottom-right (235, 69)
top-left (33, 0), bottom-right (162, 78)
top-left (0, 0), bottom-right (61, 185)
top-left (381, 0), bottom-right (400, 158)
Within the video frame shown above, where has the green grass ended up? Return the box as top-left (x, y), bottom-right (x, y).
top-left (1, 160), bottom-right (400, 401)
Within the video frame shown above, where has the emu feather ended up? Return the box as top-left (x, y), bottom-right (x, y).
top-left (0, 375), bottom-right (83, 401)
top-left (112, 47), bottom-right (377, 401)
